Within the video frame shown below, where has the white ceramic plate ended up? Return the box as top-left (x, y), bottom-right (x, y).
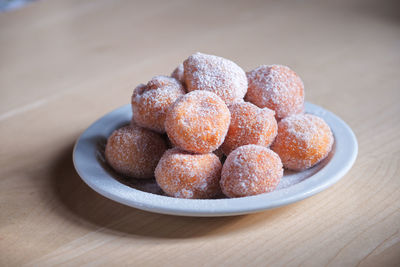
top-left (73, 102), bottom-right (358, 217)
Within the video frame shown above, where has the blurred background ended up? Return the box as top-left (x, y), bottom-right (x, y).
top-left (1, 0), bottom-right (399, 122)
top-left (0, 0), bottom-right (35, 11)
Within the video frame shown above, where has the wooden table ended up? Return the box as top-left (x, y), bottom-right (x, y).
top-left (1, 0), bottom-right (399, 265)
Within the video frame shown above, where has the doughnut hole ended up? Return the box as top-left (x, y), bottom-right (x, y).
top-left (132, 76), bottom-right (185, 133)
top-left (221, 145), bottom-right (283, 198)
top-left (105, 125), bottom-right (167, 179)
top-left (165, 90), bottom-right (230, 154)
top-left (271, 114), bottom-right (334, 171)
top-left (246, 65), bottom-right (304, 120)
top-left (221, 101), bottom-right (277, 155)
top-left (183, 52), bottom-right (247, 105)
top-left (171, 63), bottom-right (186, 88)
top-left (155, 148), bottom-right (222, 199)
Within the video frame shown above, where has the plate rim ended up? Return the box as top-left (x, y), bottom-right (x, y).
top-left (72, 102), bottom-right (358, 217)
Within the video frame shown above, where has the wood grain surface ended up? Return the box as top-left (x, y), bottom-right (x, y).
top-left (1, 0), bottom-right (399, 266)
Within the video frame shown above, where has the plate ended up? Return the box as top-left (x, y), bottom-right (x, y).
top-left (73, 102), bottom-right (358, 217)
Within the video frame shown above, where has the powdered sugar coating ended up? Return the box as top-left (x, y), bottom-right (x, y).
top-left (131, 76), bottom-right (185, 133)
top-left (155, 148), bottom-right (222, 199)
top-left (246, 65), bottom-right (304, 120)
top-left (171, 63), bottom-right (186, 86)
top-left (221, 101), bottom-right (278, 155)
top-left (271, 114), bottom-right (334, 171)
top-left (183, 52), bottom-right (248, 105)
top-left (165, 90), bottom-right (230, 154)
top-left (221, 145), bottom-right (283, 198)
top-left (105, 125), bottom-right (167, 179)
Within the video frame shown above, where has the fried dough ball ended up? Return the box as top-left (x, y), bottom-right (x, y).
top-left (155, 148), bottom-right (222, 199)
top-left (105, 125), bottom-right (167, 179)
top-left (271, 114), bottom-right (334, 171)
top-left (171, 63), bottom-right (185, 86)
top-left (221, 101), bottom-right (278, 155)
top-left (220, 145), bottom-right (283, 198)
top-left (246, 65), bottom-right (304, 120)
top-left (165, 90), bottom-right (230, 154)
top-left (131, 76), bottom-right (185, 133)
top-left (183, 52), bottom-right (247, 105)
